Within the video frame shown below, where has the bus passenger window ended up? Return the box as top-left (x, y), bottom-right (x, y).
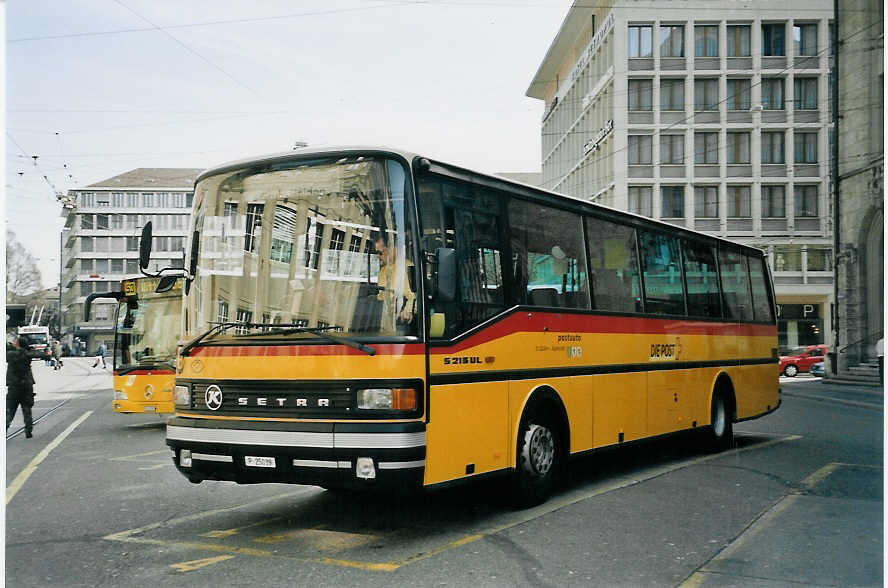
top-left (747, 254), bottom-right (775, 322)
top-left (585, 217), bottom-right (642, 313)
top-left (509, 199), bottom-right (589, 309)
top-left (683, 240), bottom-right (722, 318)
top-left (718, 246), bottom-right (753, 321)
top-left (639, 231), bottom-right (686, 316)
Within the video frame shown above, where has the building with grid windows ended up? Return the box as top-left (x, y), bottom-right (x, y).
top-left (59, 168), bottom-right (201, 354)
top-left (526, 0), bottom-right (834, 351)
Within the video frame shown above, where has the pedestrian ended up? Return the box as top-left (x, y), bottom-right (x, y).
top-left (92, 342), bottom-right (107, 369)
top-left (52, 340), bottom-right (64, 370)
top-left (6, 336), bottom-right (36, 438)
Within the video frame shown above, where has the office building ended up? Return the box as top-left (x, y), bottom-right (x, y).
top-left (59, 168), bottom-right (201, 353)
top-left (526, 0), bottom-right (834, 349)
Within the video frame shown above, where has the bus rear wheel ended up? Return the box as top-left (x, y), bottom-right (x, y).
top-left (708, 390), bottom-right (734, 452)
top-left (510, 413), bottom-right (559, 507)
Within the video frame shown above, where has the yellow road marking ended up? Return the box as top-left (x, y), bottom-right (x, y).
top-left (201, 517), bottom-right (284, 538)
top-left (7, 411), bottom-right (93, 504)
top-left (254, 527), bottom-right (379, 550)
top-left (800, 462), bottom-right (842, 489)
top-left (109, 449), bottom-right (170, 461)
top-left (678, 571), bottom-right (708, 588)
top-left (171, 555), bottom-right (235, 572)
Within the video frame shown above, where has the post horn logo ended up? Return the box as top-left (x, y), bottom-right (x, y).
top-left (204, 385), bottom-right (223, 411)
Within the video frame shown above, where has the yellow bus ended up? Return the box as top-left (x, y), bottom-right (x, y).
top-left (165, 147), bottom-right (779, 504)
top-left (87, 276), bottom-right (183, 414)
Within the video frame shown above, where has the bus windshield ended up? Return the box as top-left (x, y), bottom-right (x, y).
top-left (186, 155), bottom-right (418, 343)
top-left (115, 289), bottom-right (181, 372)
top-left (18, 332), bottom-right (48, 348)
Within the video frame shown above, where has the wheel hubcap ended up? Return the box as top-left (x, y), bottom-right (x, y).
top-left (522, 424), bottom-right (555, 477)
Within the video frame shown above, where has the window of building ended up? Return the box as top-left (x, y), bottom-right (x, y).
top-left (761, 78), bottom-right (785, 110)
top-left (762, 186), bottom-right (786, 217)
top-left (111, 215), bottom-right (124, 230)
top-left (125, 258), bottom-right (138, 274)
top-left (794, 132), bottom-right (818, 163)
top-left (726, 79), bottom-right (751, 110)
top-left (244, 203), bottom-right (264, 253)
top-left (81, 236), bottom-right (94, 252)
top-left (794, 78), bottom-right (818, 109)
top-left (126, 193), bottom-right (139, 207)
top-left (125, 236), bottom-right (139, 252)
top-left (794, 185), bottom-right (818, 217)
top-left (111, 259), bottom-right (124, 274)
top-left (217, 299), bottom-right (229, 323)
top-left (661, 186), bottom-right (685, 218)
top-left (762, 131), bottom-right (786, 164)
top-left (348, 234), bottom-right (363, 253)
top-left (807, 247), bottom-right (832, 271)
top-left (694, 132), bottom-right (719, 164)
top-left (660, 79), bottom-right (685, 110)
top-left (726, 132), bottom-right (750, 164)
top-left (774, 245), bottom-right (802, 271)
top-left (111, 237), bottom-right (125, 252)
top-left (154, 236), bottom-right (170, 252)
top-left (660, 25), bottom-right (684, 57)
top-left (81, 215), bottom-right (93, 230)
top-left (96, 214), bottom-right (109, 230)
top-left (112, 193), bottom-right (125, 207)
top-left (96, 194), bottom-right (111, 207)
top-left (585, 217), bottom-right (641, 313)
top-left (694, 186), bottom-right (719, 218)
top-left (223, 202), bottom-right (238, 217)
top-left (95, 259), bottom-right (109, 273)
top-left (171, 236), bottom-right (185, 251)
top-left (628, 186), bottom-right (653, 217)
top-left (81, 282), bottom-right (94, 297)
top-left (94, 237), bottom-right (109, 252)
top-left (171, 193), bottom-right (185, 207)
top-left (793, 23), bottom-right (817, 56)
top-left (694, 78), bottom-right (718, 110)
top-left (694, 25), bottom-right (719, 57)
top-left (141, 193), bottom-right (155, 208)
top-left (158, 193), bottom-right (170, 208)
top-left (726, 25), bottom-right (751, 56)
top-left (660, 134), bottom-right (685, 164)
top-left (628, 25), bottom-right (653, 57)
top-left (79, 193), bottom-right (94, 207)
top-left (762, 23), bottom-right (786, 56)
top-left (727, 186), bottom-right (751, 217)
top-left (126, 215), bottom-right (139, 229)
top-left (628, 135), bottom-right (652, 165)
top-left (639, 231), bottom-right (685, 315)
top-left (683, 240), bottom-right (721, 317)
top-left (81, 259), bottom-right (94, 273)
top-left (628, 79), bottom-right (653, 111)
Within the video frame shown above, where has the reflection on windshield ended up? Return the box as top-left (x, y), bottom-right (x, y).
top-left (186, 155), bottom-right (418, 343)
top-left (115, 295), bottom-right (181, 371)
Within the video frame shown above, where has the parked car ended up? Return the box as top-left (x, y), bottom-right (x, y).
top-left (779, 344), bottom-right (828, 377)
top-left (810, 361), bottom-right (825, 377)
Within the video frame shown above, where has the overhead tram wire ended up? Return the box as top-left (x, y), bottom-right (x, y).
top-left (539, 17), bottom-right (884, 190)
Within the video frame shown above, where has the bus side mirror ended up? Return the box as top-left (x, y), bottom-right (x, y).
top-left (156, 275), bottom-right (178, 293)
top-left (436, 248), bottom-right (456, 303)
top-left (139, 221), bottom-right (153, 271)
top-left (185, 230), bottom-right (199, 295)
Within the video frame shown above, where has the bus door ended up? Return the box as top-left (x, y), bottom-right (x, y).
top-left (421, 178), bottom-right (511, 486)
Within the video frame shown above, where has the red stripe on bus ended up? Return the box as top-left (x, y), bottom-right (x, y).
top-left (189, 343), bottom-right (426, 358)
top-left (114, 369), bottom-right (176, 376)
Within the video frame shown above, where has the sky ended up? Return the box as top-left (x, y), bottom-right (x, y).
top-left (5, 0), bottom-right (573, 291)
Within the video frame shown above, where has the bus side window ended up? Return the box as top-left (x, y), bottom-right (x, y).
top-left (639, 230), bottom-right (686, 316)
top-left (683, 240), bottom-right (722, 318)
top-left (509, 199), bottom-right (589, 309)
top-left (747, 254), bottom-right (775, 322)
top-left (718, 246), bottom-right (754, 321)
top-left (585, 217), bottom-right (642, 313)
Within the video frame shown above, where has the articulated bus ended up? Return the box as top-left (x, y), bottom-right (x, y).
top-left (86, 276), bottom-right (183, 414)
top-left (165, 146), bottom-right (779, 505)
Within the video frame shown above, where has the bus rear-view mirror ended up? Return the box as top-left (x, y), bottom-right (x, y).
top-left (139, 221), bottom-right (153, 270)
top-left (156, 275), bottom-right (178, 293)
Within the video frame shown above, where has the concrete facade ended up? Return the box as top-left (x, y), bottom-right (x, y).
top-left (527, 1), bottom-right (835, 351)
top-left (59, 168), bottom-right (201, 355)
top-left (832, 0), bottom-right (883, 374)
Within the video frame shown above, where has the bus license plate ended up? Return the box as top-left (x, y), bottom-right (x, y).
top-left (245, 456), bottom-right (276, 468)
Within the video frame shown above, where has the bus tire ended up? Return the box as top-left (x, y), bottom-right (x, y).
top-left (510, 410), bottom-right (560, 508)
top-left (708, 389), bottom-right (734, 452)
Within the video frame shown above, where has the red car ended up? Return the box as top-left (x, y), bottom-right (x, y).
top-left (779, 344), bottom-right (828, 377)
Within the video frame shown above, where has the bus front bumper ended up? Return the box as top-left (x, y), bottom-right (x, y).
top-left (165, 417), bottom-right (425, 489)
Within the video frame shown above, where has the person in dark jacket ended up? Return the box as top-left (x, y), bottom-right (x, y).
top-left (7, 336), bottom-right (36, 438)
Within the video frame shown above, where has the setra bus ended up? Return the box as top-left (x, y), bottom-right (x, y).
top-left (164, 146), bottom-right (779, 504)
top-left (85, 276), bottom-right (183, 414)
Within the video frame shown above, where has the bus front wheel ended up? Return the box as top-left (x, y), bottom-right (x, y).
top-left (510, 413), bottom-right (559, 507)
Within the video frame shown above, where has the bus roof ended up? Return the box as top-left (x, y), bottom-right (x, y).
top-left (195, 145), bottom-right (765, 257)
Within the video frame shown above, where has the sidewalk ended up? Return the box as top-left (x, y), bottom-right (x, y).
top-left (780, 375), bottom-right (883, 410)
top-left (31, 356), bottom-right (112, 403)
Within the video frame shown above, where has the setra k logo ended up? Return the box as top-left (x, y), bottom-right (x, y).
top-left (204, 385), bottom-right (223, 411)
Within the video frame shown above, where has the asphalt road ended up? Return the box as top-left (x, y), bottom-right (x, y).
top-left (5, 359), bottom-right (883, 587)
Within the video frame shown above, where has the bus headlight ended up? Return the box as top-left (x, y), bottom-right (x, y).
top-left (357, 388), bottom-right (416, 411)
top-left (174, 385), bottom-right (191, 408)
top-left (114, 390), bottom-right (128, 401)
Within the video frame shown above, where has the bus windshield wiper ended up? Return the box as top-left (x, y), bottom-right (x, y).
top-left (180, 322), bottom-right (376, 357)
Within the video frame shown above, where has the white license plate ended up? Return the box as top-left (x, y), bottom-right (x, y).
top-left (245, 456), bottom-right (276, 468)
top-left (143, 406), bottom-right (156, 412)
